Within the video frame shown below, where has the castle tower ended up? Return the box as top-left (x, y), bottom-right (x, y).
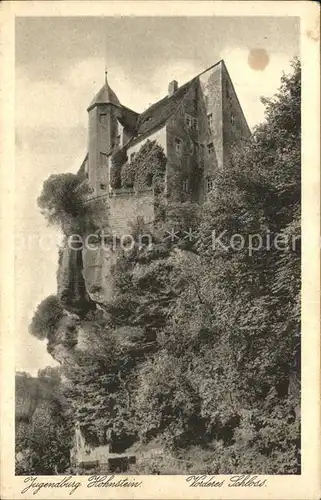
top-left (87, 72), bottom-right (121, 196)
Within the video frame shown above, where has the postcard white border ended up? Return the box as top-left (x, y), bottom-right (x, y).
top-left (1, 1), bottom-right (320, 499)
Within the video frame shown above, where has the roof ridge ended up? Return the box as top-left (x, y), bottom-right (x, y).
top-left (137, 58), bottom-right (223, 120)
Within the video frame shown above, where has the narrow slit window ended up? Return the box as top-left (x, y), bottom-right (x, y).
top-left (146, 173), bottom-right (153, 187)
top-left (175, 138), bottom-right (182, 154)
top-left (100, 152), bottom-right (108, 166)
top-left (207, 178), bottom-right (214, 192)
top-left (207, 113), bottom-right (213, 127)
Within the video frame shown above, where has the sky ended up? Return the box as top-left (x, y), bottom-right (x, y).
top-left (15, 16), bottom-right (300, 375)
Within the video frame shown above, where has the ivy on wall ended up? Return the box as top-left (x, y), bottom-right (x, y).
top-left (110, 141), bottom-right (167, 195)
top-left (110, 148), bottom-right (128, 189)
top-left (121, 140), bottom-right (167, 193)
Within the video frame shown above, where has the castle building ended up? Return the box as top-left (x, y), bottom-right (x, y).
top-left (79, 59), bottom-right (251, 233)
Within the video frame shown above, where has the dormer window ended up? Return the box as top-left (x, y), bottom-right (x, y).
top-left (175, 137), bottom-right (182, 154)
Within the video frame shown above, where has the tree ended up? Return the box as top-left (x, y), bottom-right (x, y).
top-left (37, 173), bottom-right (105, 235)
top-left (130, 59), bottom-right (301, 473)
top-left (15, 371), bottom-right (72, 475)
top-left (29, 295), bottom-right (63, 341)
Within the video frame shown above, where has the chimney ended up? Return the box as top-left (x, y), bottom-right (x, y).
top-left (168, 80), bottom-right (178, 97)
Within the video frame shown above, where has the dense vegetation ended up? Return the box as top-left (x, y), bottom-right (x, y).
top-left (24, 60), bottom-right (301, 474)
top-left (29, 295), bottom-right (63, 341)
top-left (37, 172), bottom-right (105, 236)
top-left (15, 368), bottom-right (72, 475)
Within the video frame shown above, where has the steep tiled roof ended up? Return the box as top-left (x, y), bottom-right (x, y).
top-left (88, 82), bottom-right (121, 111)
top-left (134, 79), bottom-right (196, 140)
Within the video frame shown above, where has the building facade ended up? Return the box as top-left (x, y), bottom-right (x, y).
top-left (79, 59), bottom-right (251, 233)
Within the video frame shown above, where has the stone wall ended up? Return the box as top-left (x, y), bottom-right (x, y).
top-left (88, 104), bottom-right (121, 196)
top-left (108, 189), bottom-right (154, 234)
top-left (199, 62), bottom-right (224, 173)
top-left (221, 62), bottom-right (252, 163)
top-left (166, 81), bottom-right (202, 203)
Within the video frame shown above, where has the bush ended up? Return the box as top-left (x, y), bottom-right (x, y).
top-left (29, 295), bottom-right (63, 340)
top-left (37, 173), bottom-right (100, 235)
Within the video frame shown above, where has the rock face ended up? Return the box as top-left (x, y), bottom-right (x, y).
top-left (47, 312), bottom-right (80, 365)
top-left (57, 241), bottom-right (95, 317)
top-left (82, 244), bottom-right (119, 304)
top-left (51, 242), bottom-right (198, 368)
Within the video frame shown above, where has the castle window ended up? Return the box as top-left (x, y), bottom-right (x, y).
top-left (100, 152), bottom-right (108, 165)
top-left (100, 183), bottom-right (107, 190)
top-left (99, 113), bottom-right (108, 126)
top-left (175, 138), bottom-right (182, 154)
top-left (207, 178), bottom-right (214, 192)
top-left (185, 115), bottom-right (192, 128)
top-left (192, 118), bottom-right (198, 130)
top-left (207, 142), bottom-right (214, 155)
top-left (182, 179), bottom-right (189, 193)
top-left (190, 142), bottom-right (199, 155)
top-left (207, 113), bottom-right (213, 127)
top-left (146, 173), bottom-right (153, 187)
top-left (115, 135), bottom-right (121, 147)
top-left (231, 114), bottom-right (235, 125)
top-left (130, 152), bottom-right (136, 162)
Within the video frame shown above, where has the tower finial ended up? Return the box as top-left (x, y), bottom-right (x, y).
top-left (104, 67), bottom-right (108, 84)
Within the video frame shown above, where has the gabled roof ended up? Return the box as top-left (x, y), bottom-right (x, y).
top-left (87, 81), bottom-right (121, 111)
top-left (133, 60), bottom-right (225, 141)
top-left (134, 79), bottom-right (196, 139)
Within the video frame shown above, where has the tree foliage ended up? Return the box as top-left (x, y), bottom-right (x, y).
top-left (37, 173), bottom-right (102, 235)
top-left (15, 370), bottom-right (72, 475)
top-left (29, 295), bottom-right (63, 341)
top-left (32, 60), bottom-right (301, 474)
top-left (129, 59), bottom-right (301, 472)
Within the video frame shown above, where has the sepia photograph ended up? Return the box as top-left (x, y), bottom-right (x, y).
top-left (1, 1), bottom-right (320, 499)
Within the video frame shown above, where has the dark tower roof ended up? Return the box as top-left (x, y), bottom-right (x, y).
top-left (87, 72), bottom-right (121, 111)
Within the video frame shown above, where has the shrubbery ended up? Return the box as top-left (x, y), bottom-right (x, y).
top-left (37, 172), bottom-right (104, 235)
top-left (29, 295), bottom-right (63, 341)
top-left (26, 60), bottom-right (301, 474)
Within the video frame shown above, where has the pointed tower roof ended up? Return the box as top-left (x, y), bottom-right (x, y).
top-left (87, 71), bottom-right (121, 111)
